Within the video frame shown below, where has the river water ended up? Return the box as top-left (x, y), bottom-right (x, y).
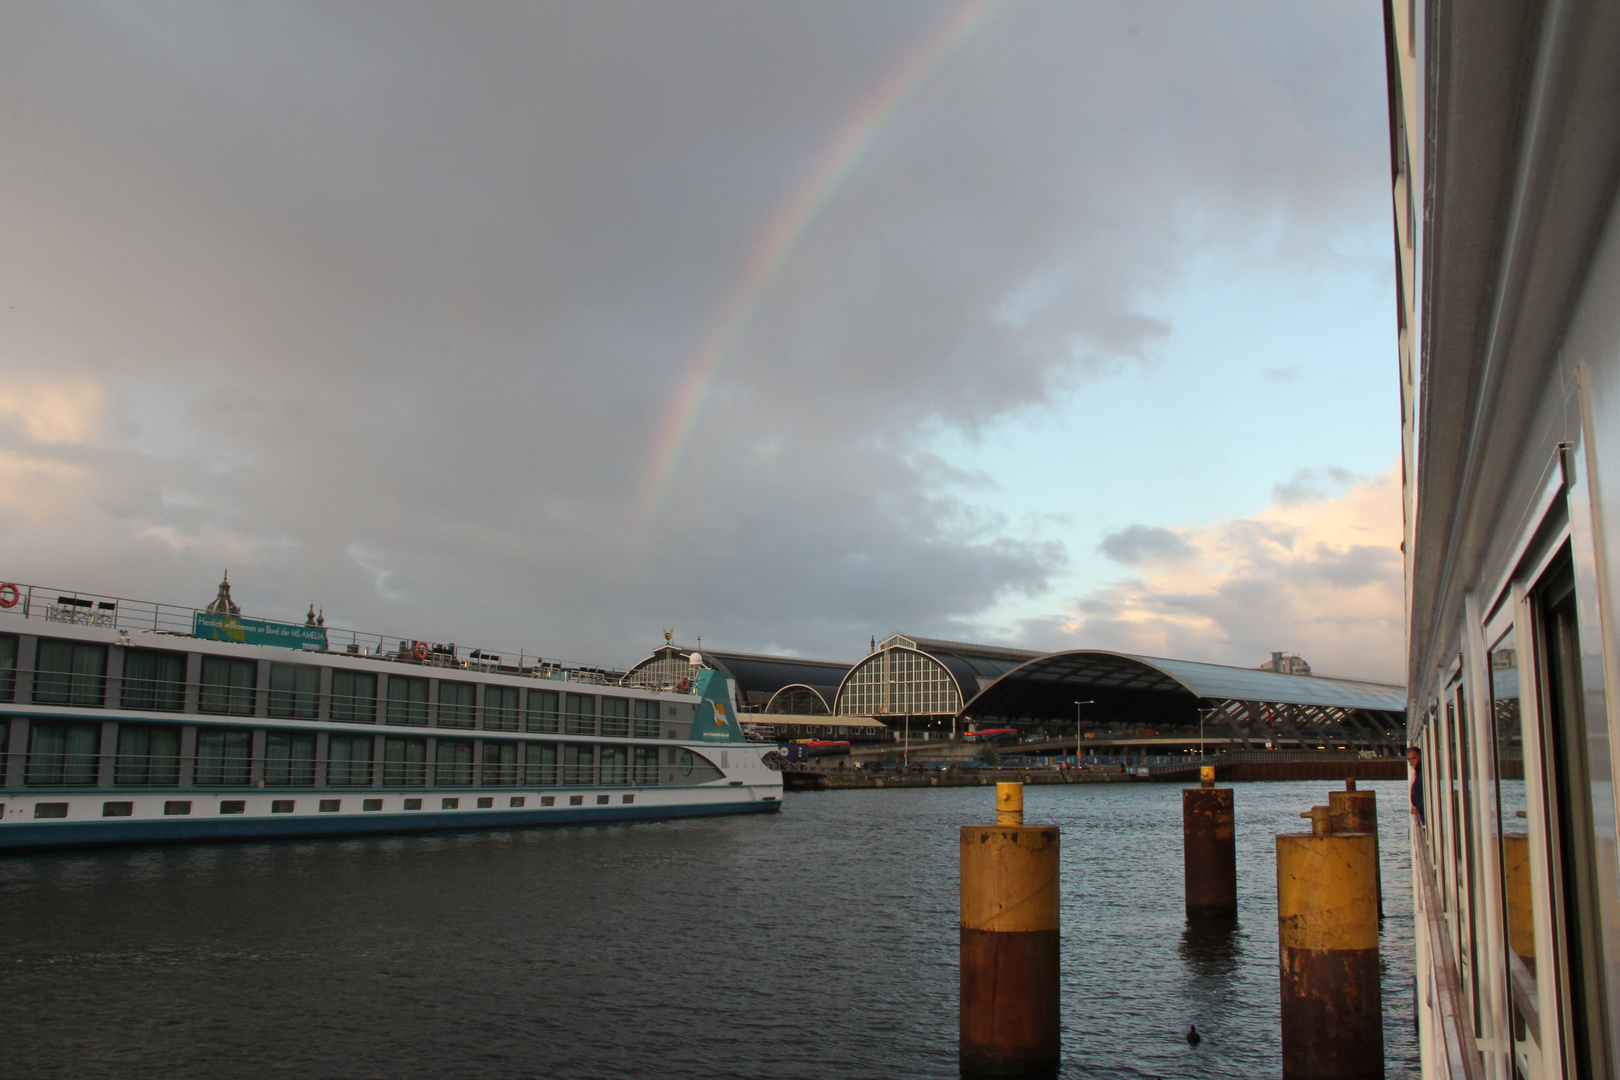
top-left (0, 780), bottom-right (1417, 1079)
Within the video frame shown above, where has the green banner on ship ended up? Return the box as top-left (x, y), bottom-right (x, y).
top-left (193, 612), bottom-right (327, 651)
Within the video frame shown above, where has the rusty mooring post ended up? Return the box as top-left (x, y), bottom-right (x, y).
top-left (1277, 805), bottom-right (1383, 1080)
top-left (1329, 778), bottom-right (1381, 916)
top-left (960, 782), bottom-right (1060, 1078)
top-left (1183, 766), bottom-right (1236, 918)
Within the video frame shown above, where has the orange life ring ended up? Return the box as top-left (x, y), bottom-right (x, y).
top-left (677, 676), bottom-right (691, 691)
top-left (0, 582), bottom-right (18, 609)
top-left (412, 640), bottom-right (429, 661)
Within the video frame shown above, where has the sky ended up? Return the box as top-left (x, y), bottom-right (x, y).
top-left (0, 1), bottom-right (1403, 682)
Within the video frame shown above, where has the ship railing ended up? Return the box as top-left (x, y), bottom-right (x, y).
top-left (0, 579), bottom-right (681, 692)
top-left (6, 752), bottom-right (674, 790)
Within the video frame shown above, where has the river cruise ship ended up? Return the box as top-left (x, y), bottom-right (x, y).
top-left (0, 578), bottom-right (781, 851)
top-left (1387, 2), bottom-right (1620, 1078)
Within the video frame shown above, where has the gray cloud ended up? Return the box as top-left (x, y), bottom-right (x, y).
top-left (1098, 524), bottom-right (1196, 566)
top-left (0, 1), bottom-right (1392, 665)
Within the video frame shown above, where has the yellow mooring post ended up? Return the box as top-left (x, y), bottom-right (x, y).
top-left (1277, 806), bottom-right (1383, 1080)
top-left (960, 782), bottom-right (1060, 1078)
top-left (1183, 765), bottom-right (1236, 918)
top-left (1329, 778), bottom-right (1381, 916)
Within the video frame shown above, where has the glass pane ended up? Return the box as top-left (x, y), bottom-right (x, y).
top-left (526, 690), bottom-right (559, 733)
top-left (437, 682), bottom-right (475, 728)
top-left (268, 663), bottom-right (319, 719)
top-left (564, 694), bottom-right (595, 736)
top-left (0, 634), bottom-right (15, 701)
top-left (601, 697), bottom-right (629, 737)
top-left (27, 721), bottom-right (101, 785)
top-left (563, 743), bottom-right (594, 785)
top-left (383, 738), bottom-right (426, 786)
top-left (524, 742), bottom-right (557, 786)
top-left (265, 732), bottom-right (316, 786)
top-left (435, 740), bottom-right (473, 785)
top-left (328, 734), bottom-right (374, 786)
top-left (332, 671), bottom-right (377, 723)
top-left (114, 724), bottom-right (180, 785)
top-left (199, 658), bottom-right (255, 715)
top-left (35, 641), bottom-right (107, 706)
top-left (387, 677), bottom-right (429, 726)
top-left (481, 741), bottom-right (518, 785)
top-left (195, 729), bottom-right (251, 785)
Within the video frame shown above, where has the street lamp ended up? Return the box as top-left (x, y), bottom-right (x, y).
top-left (1074, 700), bottom-right (1094, 767)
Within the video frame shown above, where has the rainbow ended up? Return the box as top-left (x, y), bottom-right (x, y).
top-left (635, 0), bottom-right (1005, 521)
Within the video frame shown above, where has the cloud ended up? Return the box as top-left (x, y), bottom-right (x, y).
top-left (1030, 464), bottom-right (1404, 683)
top-left (1098, 524), bottom-right (1196, 566)
top-left (0, 3), bottom-right (1393, 665)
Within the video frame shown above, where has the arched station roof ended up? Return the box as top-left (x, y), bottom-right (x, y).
top-left (625, 644), bottom-right (852, 710)
top-left (763, 684), bottom-right (836, 715)
top-left (960, 650), bottom-right (1406, 749)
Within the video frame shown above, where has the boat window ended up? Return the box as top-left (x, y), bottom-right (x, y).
top-left (265, 731), bottom-right (316, 786)
top-left (196, 729), bottom-right (251, 785)
top-left (267, 662), bottom-right (319, 719)
top-left (219, 800), bottom-right (245, 814)
top-left (114, 724), bottom-right (181, 786)
top-left (563, 743), bottom-right (594, 785)
top-left (476, 796), bottom-right (493, 808)
top-left (526, 689), bottom-right (559, 733)
top-left (484, 685), bottom-right (521, 731)
top-left (387, 676), bottom-right (429, 726)
top-left (122, 649), bottom-right (186, 712)
top-left (271, 800), bottom-right (294, 813)
top-left (327, 734), bottom-right (374, 786)
top-left (0, 634), bottom-right (15, 701)
top-left (600, 697), bottom-right (629, 737)
top-left (524, 743), bottom-right (557, 786)
top-left (633, 746), bottom-right (659, 785)
top-left (1488, 625), bottom-right (1538, 1053)
top-left (564, 694), bottom-right (595, 736)
top-left (318, 799), bottom-right (340, 813)
top-left (403, 798), bottom-right (422, 810)
top-left (363, 799), bottom-right (382, 812)
top-left (600, 744), bottom-right (626, 784)
top-left (435, 739), bottom-right (473, 786)
top-left (632, 700), bottom-right (659, 739)
top-left (1535, 564), bottom-right (1616, 1075)
top-left (34, 640), bottom-right (107, 707)
top-left (163, 800), bottom-right (191, 815)
top-left (34, 802), bottom-right (68, 818)
top-left (198, 657), bottom-right (256, 716)
top-left (331, 670), bottom-right (377, 723)
top-left (26, 721), bottom-right (100, 786)
top-left (384, 738), bottom-right (427, 786)
top-left (481, 740), bottom-right (518, 785)
top-left (436, 681), bottom-right (476, 728)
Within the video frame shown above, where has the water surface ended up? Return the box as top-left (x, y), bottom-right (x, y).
top-left (0, 780), bottom-right (1417, 1079)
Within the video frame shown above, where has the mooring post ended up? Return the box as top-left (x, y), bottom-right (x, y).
top-left (1183, 765), bottom-right (1236, 918)
top-left (1328, 777), bottom-right (1381, 915)
top-left (1276, 806), bottom-right (1383, 1080)
top-left (960, 782), bottom-right (1060, 1078)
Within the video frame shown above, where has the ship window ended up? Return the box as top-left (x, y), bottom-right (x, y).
top-left (595, 794), bottom-right (609, 805)
top-left (26, 721), bottom-right (100, 786)
top-left (34, 640), bottom-right (107, 707)
top-left (331, 670), bottom-right (377, 723)
top-left (563, 743), bottom-right (594, 785)
top-left (384, 737), bottom-right (427, 786)
top-left (476, 796), bottom-right (493, 808)
top-left (403, 798), bottom-right (422, 810)
top-left (363, 798), bottom-right (382, 811)
top-left (441, 797), bottom-right (459, 810)
top-left (318, 799), bottom-right (340, 813)
top-left (632, 700), bottom-right (660, 739)
top-left (622, 794), bottom-right (634, 804)
top-left (0, 634), bottom-right (15, 702)
top-left (122, 649), bottom-right (186, 711)
top-left (267, 662), bottom-right (319, 719)
top-left (436, 681), bottom-right (476, 728)
top-left (601, 697), bottom-right (630, 737)
top-left (271, 800), bottom-right (295, 813)
top-left (484, 686), bottom-right (521, 731)
top-left (265, 731), bottom-right (316, 786)
top-left (568, 795), bottom-right (582, 805)
top-left (327, 734), bottom-right (374, 786)
top-left (114, 724), bottom-right (181, 786)
top-left (481, 741), bottom-right (518, 786)
top-left (34, 802), bottom-right (68, 818)
top-left (198, 657), bottom-right (256, 716)
top-left (540, 795), bottom-right (555, 806)
top-left (600, 745), bottom-right (626, 785)
top-left (164, 800), bottom-right (192, 815)
top-left (1489, 625), bottom-right (1539, 1047)
top-left (435, 740), bottom-right (473, 786)
top-left (220, 800), bottom-right (245, 814)
top-left (509, 796), bottom-right (525, 807)
top-left (196, 729), bottom-right (251, 785)
top-left (524, 743), bottom-right (557, 786)
top-left (526, 689), bottom-right (559, 733)
top-left (633, 746), bottom-right (659, 785)
top-left (387, 676), bottom-right (430, 726)
top-left (563, 694), bottom-right (595, 736)
top-left (102, 801), bottom-right (133, 817)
